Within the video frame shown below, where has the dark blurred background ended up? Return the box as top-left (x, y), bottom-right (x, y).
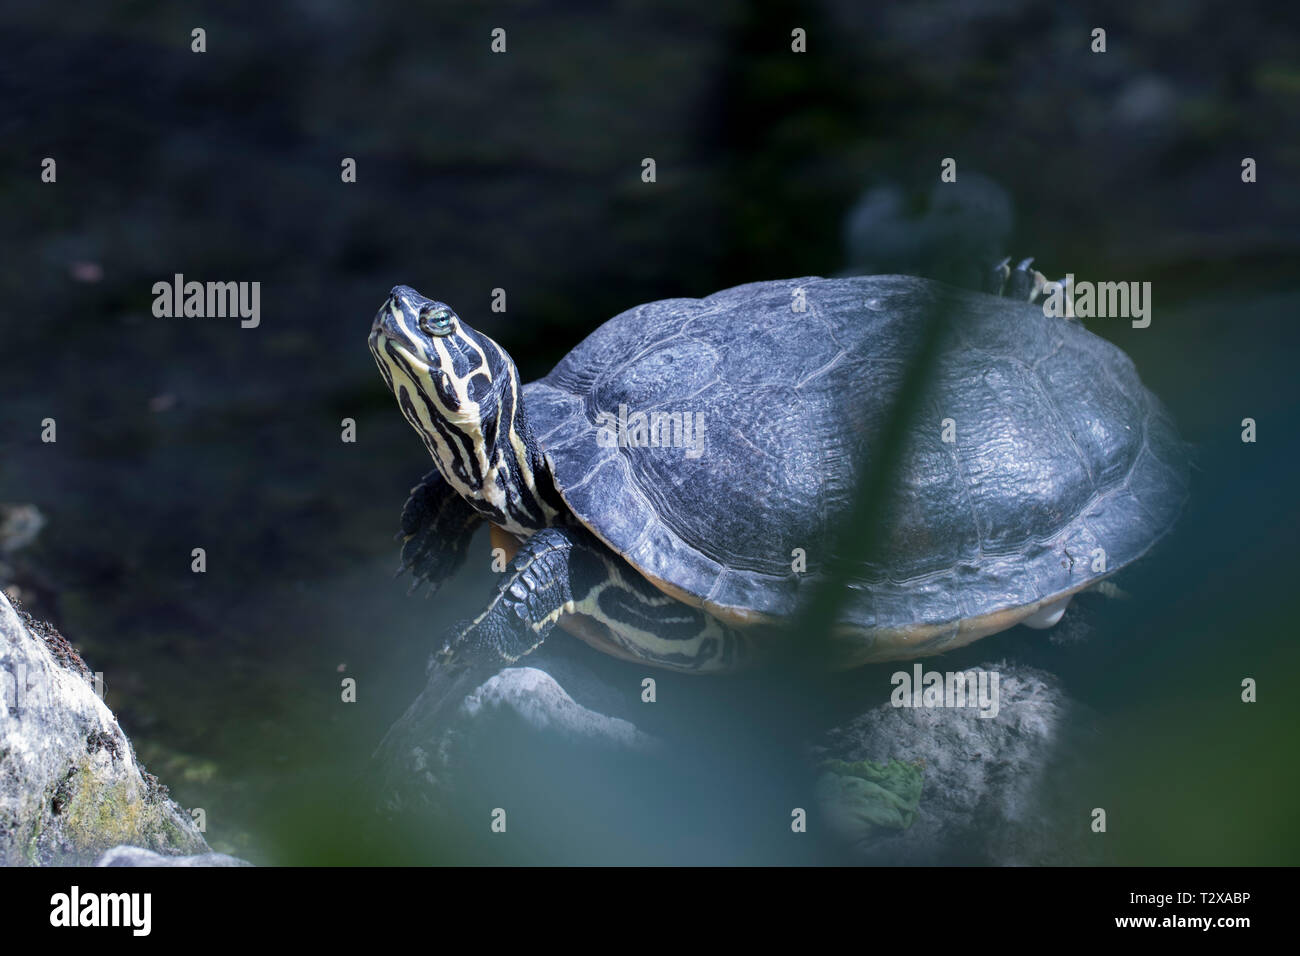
top-left (1, 0), bottom-right (1297, 864)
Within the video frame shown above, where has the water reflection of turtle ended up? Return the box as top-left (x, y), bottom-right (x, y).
top-left (368, 272), bottom-right (1187, 695)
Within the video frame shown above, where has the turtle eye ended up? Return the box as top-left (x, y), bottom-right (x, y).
top-left (419, 306), bottom-right (456, 337)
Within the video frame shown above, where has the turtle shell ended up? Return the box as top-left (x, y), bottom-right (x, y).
top-left (524, 275), bottom-right (1187, 652)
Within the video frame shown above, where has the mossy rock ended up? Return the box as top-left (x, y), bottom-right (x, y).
top-left (0, 592), bottom-right (210, 865)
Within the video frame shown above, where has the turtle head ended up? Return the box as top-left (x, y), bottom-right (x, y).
top-left (369, 285), bottom-right (555, 533)
top-left (369, 285), bottom-right (512, 423)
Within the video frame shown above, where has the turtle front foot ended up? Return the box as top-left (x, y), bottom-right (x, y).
top-left (421, 524), bottom-right (594, 703)
top-left (427, 612), bottom-right (542, 679)
top-left (397, 469), bottom-right (482, 594)
top-left (389, 613), bottom-right (548, 744)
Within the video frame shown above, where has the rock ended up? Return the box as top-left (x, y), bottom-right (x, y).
top-left (461, 667), bottom-right (659, 752)
top-left (0, 502), bottom-right (42, 596)
top-left (371, 642), bottom-right (659, 816)
top-left (95, 845), bottom-right (250, 867)
top-left (842, 172), bottom-right (1014, 285)
top-left (0, 504), bottom-right (45, 554)
top-left (815, 757), bottom-right (925, 838)
top-left (0, 503), bottom-right (59, 626)
top-left (0, 591), bottom-right (212, 865)
top-left (372, 639), bottom-right (1083, 865)
top-left (813, 659), bottom-right (1080, 864)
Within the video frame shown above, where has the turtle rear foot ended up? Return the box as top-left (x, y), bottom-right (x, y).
top-left (985, 255), bottom-right (1072, 308)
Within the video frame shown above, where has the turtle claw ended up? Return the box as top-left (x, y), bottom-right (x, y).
top-left (986, 254), bottom-right (1060, 304)
top-left (1006, 257), bottom-right (1046, 301)
top-left (425, 616), bottom-right (515, 680)
top-left (427, 628), bottom-right (462, 675)
top-left (1039, 275), bottom-right (1078, 318)
top-left (984, 256), bottom-right (1012, 295)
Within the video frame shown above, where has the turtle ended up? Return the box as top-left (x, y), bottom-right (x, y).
top-left (367, 266), bottom-right (1187, 698)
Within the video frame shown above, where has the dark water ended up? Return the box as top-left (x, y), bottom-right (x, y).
top-left (1, 1), bottom-right (1296, 864)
